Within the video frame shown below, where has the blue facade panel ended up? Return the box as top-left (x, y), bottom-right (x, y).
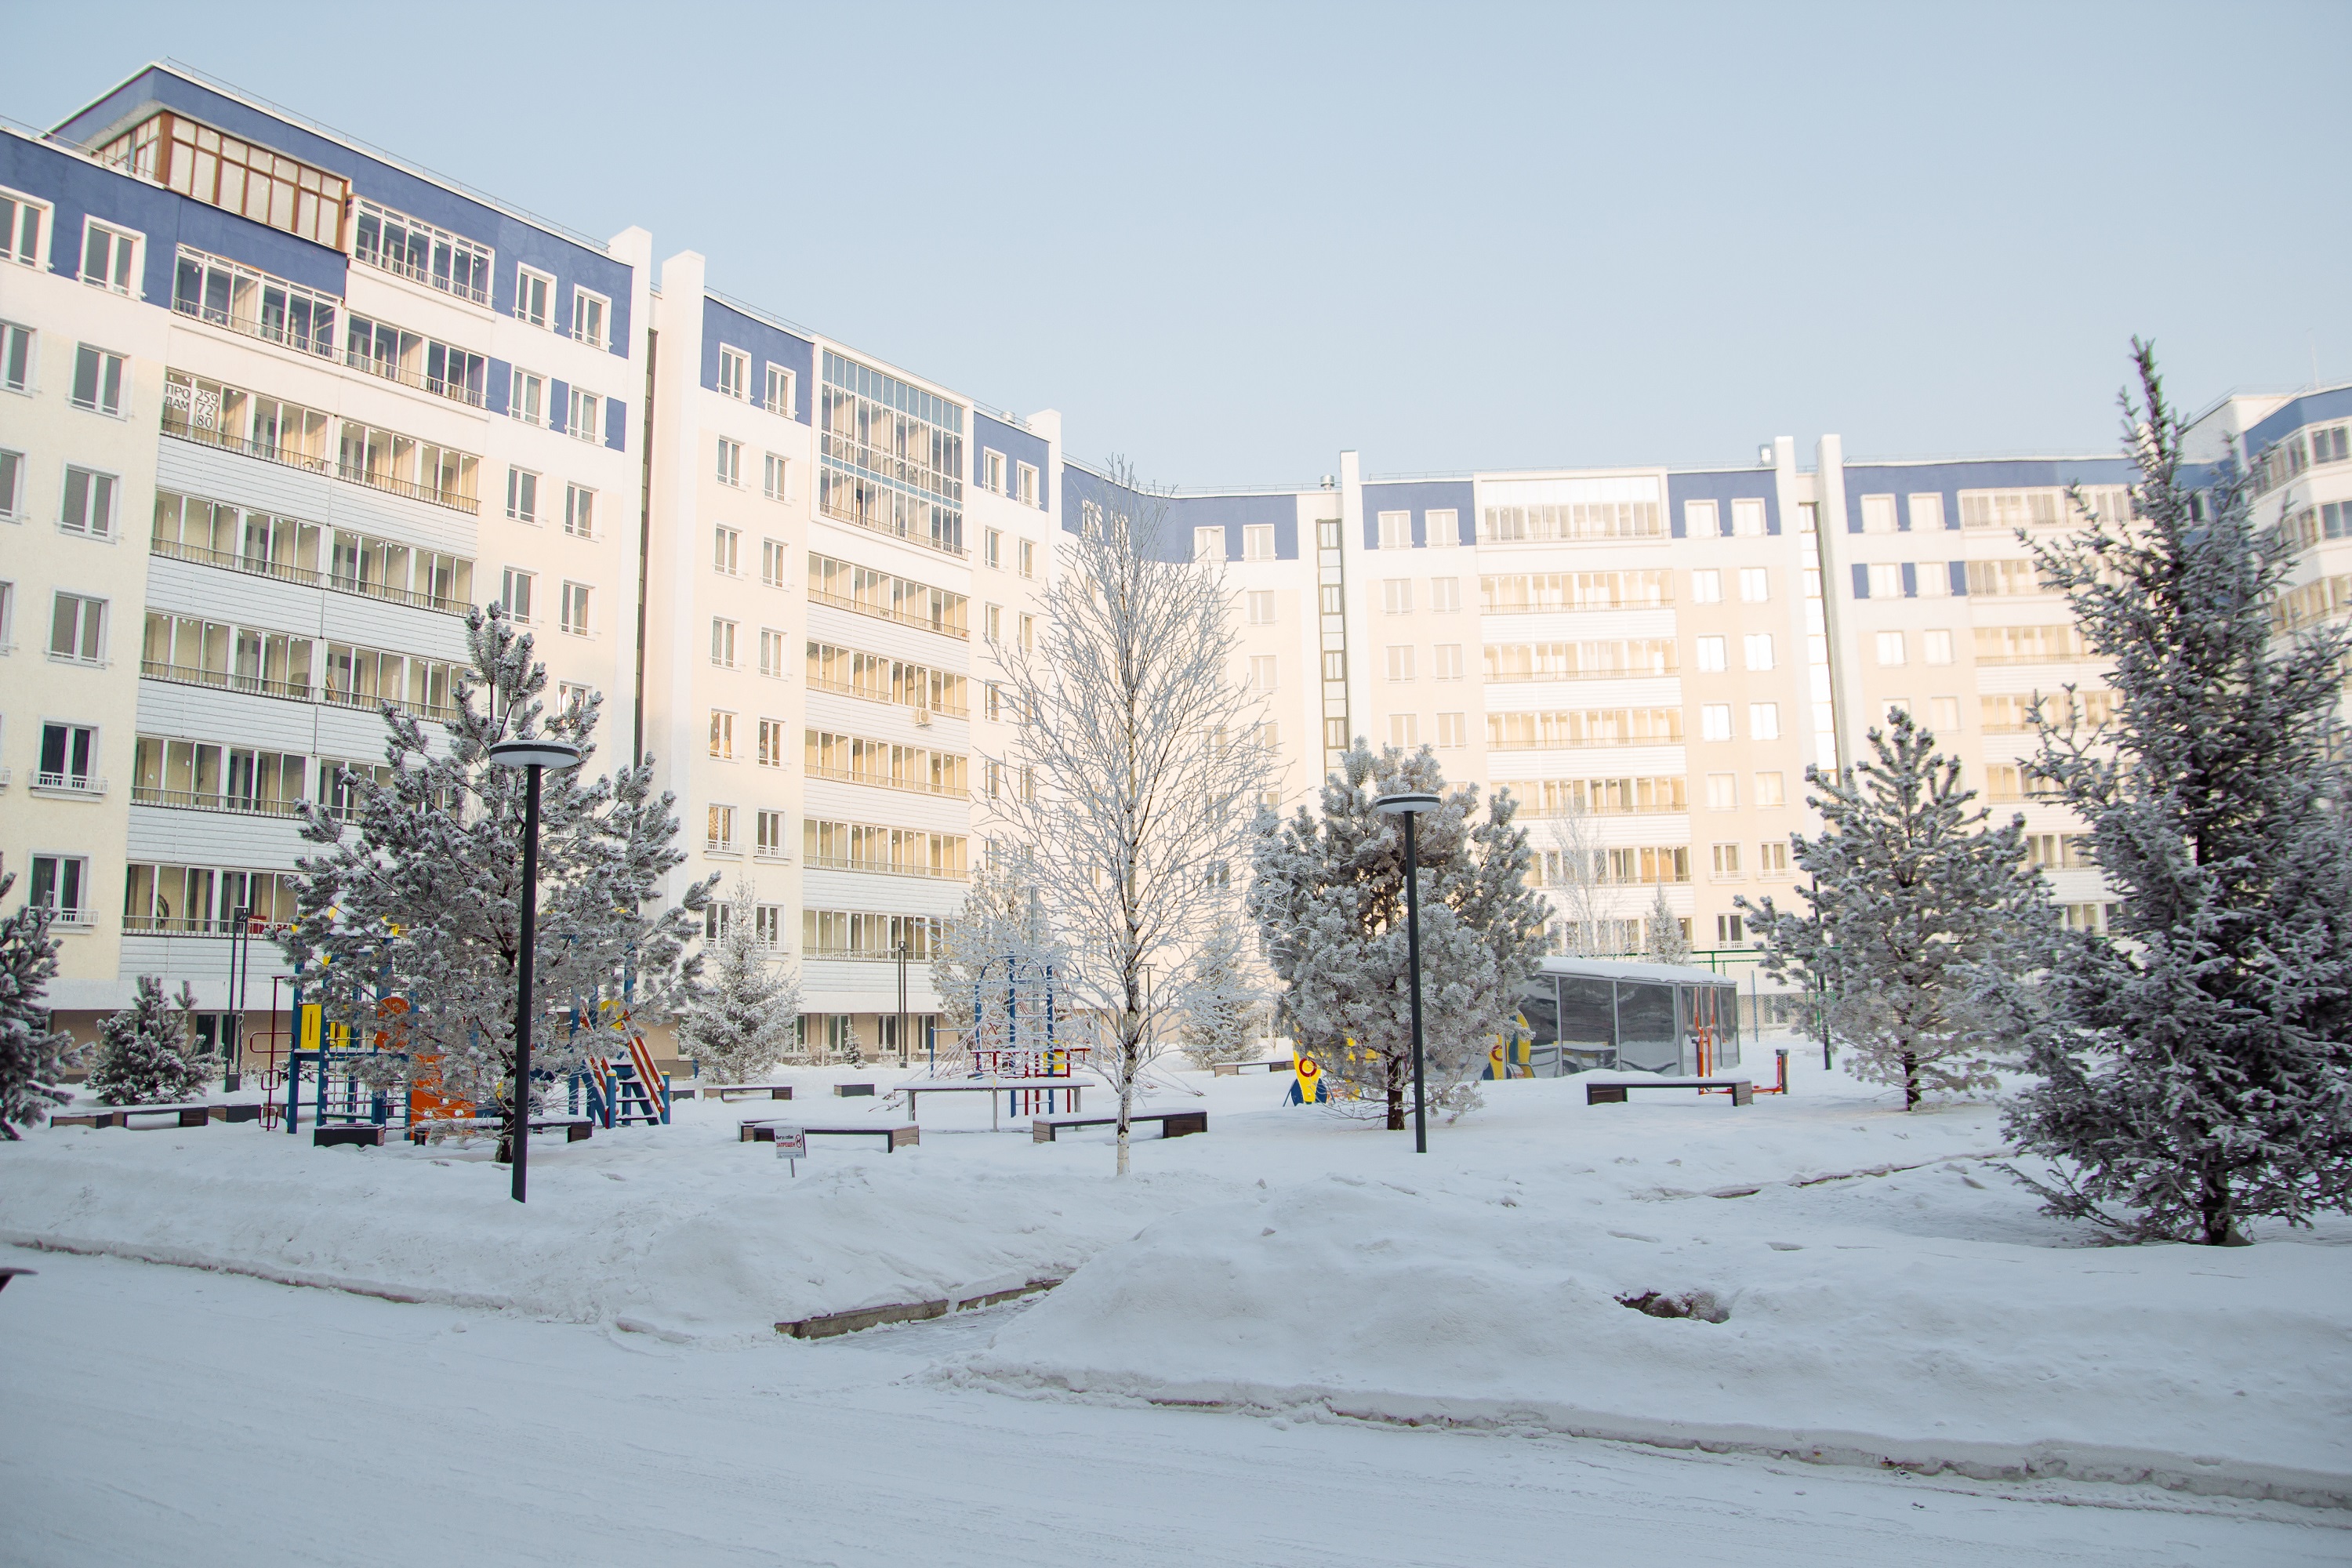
top-left (50, 68), bottom-right (633, 354)
top-left (1852, 564), bottom-right (1871, 599)
top-left (1059, 466), bottom-right (1303, 563)
top-left (1360, 480), bottom-right (1475, 549)
top-left (974, 412), bottom-right (1052, 513)
top-left (699, 297), bottom-right (812, 423)
top-left (1841, 456), bottom-right (2134, 534)
top-left (2241, 387), bottom-right (2352, 459)
top-left (605, 395), bottom-right (629, 452)
top-left (1664, 470), bottom-right (1780, 538)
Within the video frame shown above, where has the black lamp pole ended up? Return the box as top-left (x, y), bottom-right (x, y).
top-left (1374, 792), bottom-right (1441, 1154)
top-left (489, 737), bottom-right (582, 1204)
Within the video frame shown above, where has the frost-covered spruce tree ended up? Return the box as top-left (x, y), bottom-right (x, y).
top-left (2002, 344), bottom-right (2352, 1244)
top-left (283, 604), bottom-right (713, 1121)
top-left (929, 852), bottom-right (1069, 1076)
top-left (0, 874), bottom-right (85, 1138)
top-left (1250, 742), bottom-right (1548, 1129)
top-left (985, 465), bottom-right (1271, 1174)
top-left (1172, 918), bottom-right (1272, 1068)
top-left (1740, 708), bottom-right (2051, 1110)
top-left (675, 883), bottom-right (802, 1083)
top-left (89, 976), bottom-right (208, 1106)
top-left (1643, 885), bottom-right (1690, 964)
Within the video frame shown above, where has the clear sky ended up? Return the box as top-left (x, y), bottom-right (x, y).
top-left (8, 2), bottom-right (2347, 488)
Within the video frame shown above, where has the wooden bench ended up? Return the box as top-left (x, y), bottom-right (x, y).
top-left (684, 1083), bottom-right (793, 1102)
top-left (833, 1083), bottom-right (877, 1098)
top-left (51, 1102), bottom-right (263, 1130)
top-left (740, 1120), bottom-right (920, 1152)
top-left (1586, 1078), bottom-right (1754, 1107)
top-left (1032, 1109), bottom-right (1208, 1144)
top-left (314, 1124), bottom-right (387, 1148)
top-left (1210, 1059), bottom-right (1297, 1076)
top-left (405, 1117), bottom-right (596, 1145)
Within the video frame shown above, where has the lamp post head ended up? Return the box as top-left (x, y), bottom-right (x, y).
top-left (488, 738), bottom-right (583, 771)
top-left (1372, 792), bottom-right (1441, 816)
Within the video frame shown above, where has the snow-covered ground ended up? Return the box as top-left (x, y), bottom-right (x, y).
top-left (3, 1044), bottom-right (2348, 1549)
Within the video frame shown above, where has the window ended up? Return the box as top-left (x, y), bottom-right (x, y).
top-left (761, 539), bottom-right (788, 588)
top-left (510, 369), bottom-right (546, 426)
top-left (1250, 655), bottom-right (1277, 691)
top-left (717, 437), bottom-right (742, 487)
top-left (506, 466), bottom-right (540, 522)
top-left (557, 682), bottom-right (591, 717)
top-left (760, 628), bottom-right (786, 678)
top-left (1385, 645), bottom-right (1415, 681)
top-left (1959, 489), bottom-right (2066, 530)
top-left (29, 855), bottom-right (89, 922)
top-left (1430, 577), bottom-right (1461, 613)
top-left (1388, 714), bottom-right (1420, 746)
top-left (714, 526), bottom-right (741, 575)
top-left (1930, 695), bottom-right (1962, 733)
top-left (1691, 569), bottom-right (1722, 604)
top-left (516, 267), bottom-right (552, 329)
top-left (1738, 568), bottom-right (1769, 603)
top-left (572, 289), bottom-right (608, 349)
top-left (1018, 613), bottom-right (1035, 651)
top-left (50, 591), bottom-right (106, 662)
top-left (1749, 702), bottom-right (1780, 740)
top-left (561, 483), bottom-right (596, 539)
top-left (2, 321), bottom-right (30, 391)
top-left (1193, 526), bottom-right (1225, 562)
top-left (1695, 636), bottom-right (1727, 673)
top-left (757, 808), bottom-right (786, 856)
top-left (1866, 563), bottom-right (1905, 598)
top-left (1244, 524), bottom-right (1276, 561)
top-left (501, 568), bottom-right (535, 622)
top-left (1323, 652), bottom-right (1347, 682)
top-left (1877, 630), bottom-right (1907, 666)
top-left (1018, 539), bottom-right (1035, 578)
top-left (0, 580), bottom-right (11, 647)
top-left (718, 346), bottom-right (749, 400)
top-left (757, 718), bottom-right (786, 768)
top-left (82, 223), bottom-right (138, 294)
top-left (1700, 703), bottom-right (1733, 741)
top-left (1426, 509), bottom-right (1460, 547)
top-left (984, 528), bottom-right (1001, 568)
top-left (1755, 771), bottom-right (1785, 807)
top-left (560, 582), bottom-right (591, 636)
top-left (1923, 630), bottom-right (1955, 665)
top-left (764, 452), bottom-right (790, 502)
top-left (1707, 772), bottom-right (1737, 809)
top-left (60, 467), bottom-right (118, 538)
top-left (1759, 840), bottom-right (1789, 875)
top-left (985, 604), bottom-right (1002, 641)
top-left (1247, 590), bottom-right (1276, 625)
top-left (1731, 498), bottom-right (1766, 537)
top-left (708, 804), bottom-right (738, 853)
top-left (344, 196), bottom-right (481, 299)
top-left (982, 449), bottom-right (1005, 493)
top-left (1383, 579), bottom-right (1412, 614)
top-left (1743, 633), bottom-right (1775, 671)
top-left (1715, 913), bottom-right (1746, 946)
top-left (567, 388), bottom-right (601, 444)
top-left (709, 710), bottom-right (736, 760)
top-left (1, 193), bottom-right (47, 266)
top-left (1433, 644), bottom-right (1464, 681)
top-left (38, 723), bottom-right (100, 790)
top-left (1319, 585), bottom-right (1344, 615)
top-left (1917, 561), bottom-right (1951, 598)
top-left (764, 364), bottom-right (794, 416)
top-left (71, 345), bottom-right (126, 416)
top-left (0, 450), bottom-right (17, 519)
top-left (1860, 494), bottom-right (1897, 534)
top-left (1016, 463), bottom-right (1038, 506)
top-left (1683, 499), bottom-right (1719, 538)
top-left (1378, 510), bottom-right (1411, 550)
top-left (985, 683), bottom-right (1002, 722)
top-left (711, 618), bottom-right (739, 668)
top-left (1908, 493), bottom-right (1944, 532)
top-left (1711, 843), bottom-right (1742, 878)
top-left (1323, 718), bottom-right (1349, 750)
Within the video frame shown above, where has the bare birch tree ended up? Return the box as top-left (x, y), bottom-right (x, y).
top-left (985, 464), bottom-right (1270, 1174)
top-left (1542, 804), bottom-right (1607, 953)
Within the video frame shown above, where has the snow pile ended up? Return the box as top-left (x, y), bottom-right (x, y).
top-left (953, 1156), bottom-right (2352, 1505)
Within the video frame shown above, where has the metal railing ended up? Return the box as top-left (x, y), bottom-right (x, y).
top-left (141, 659), bottom-right (312, 702)
top-left (162, 415), bottom-right (481, 514)
top-left (31, 771), bottom-right (107, 796)
top-left (351, 246), bottom-right (492, 306)
top-left (343, 348), bottom-right (487, 408)
top-left (132, 784), bottom-right (308, 818)
top-left (172, 297), bottom-right (336, 359)
top-left (320, 684), bottom-right (457, 724)
top-left (803, 853), bottom-right (967, 880)
top-left (804, 673), bottom-right (968, 719)
top-left (817, 500), bottom-right (969, 559)
top-left (805, 763), bottom-right (967, 798)
top-left (122, 914), bottom-right (247, 936)
top-left (147, 535), bottom-right (470, 615)
top-left (806, 587), bottom-right (969, 640)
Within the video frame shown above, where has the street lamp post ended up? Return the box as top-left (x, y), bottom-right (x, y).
top-left (488, 737), bottom-right (583, 1204)
top-left (1373, 791), bottom-right (1441, 1153)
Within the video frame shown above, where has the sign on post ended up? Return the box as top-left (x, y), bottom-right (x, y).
top-left (773, 1125), bottom-right (807, 1175)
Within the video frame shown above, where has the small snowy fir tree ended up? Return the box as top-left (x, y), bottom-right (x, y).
top-left (89, 976), bottom-right (208, 1106)
top-left (984, 464), bottom-right (1271, 1173)
top-left (1741, 708), bottom-right (2051, 1111)
top-left (0, 873), bottom-right (86, 1138)
top-left (2001, 344), bottom-right (2352, 1244)
top-left (930, 852), bottom-right (1069, 1076)
top-left (1250, 742), bottom-right (1548, 1129)
top-left (1643, 886), bottom-right (1690, 964)
top-left (283, 604), bottom-right (713, 1120)
top-left (675, 884), bottom-right (802, 1084)
top-left (1172, 918), bottom-right (1272, 1068)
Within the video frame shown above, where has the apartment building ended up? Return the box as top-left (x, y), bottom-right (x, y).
top-left (5, 63), bottom-right (2343, 1069)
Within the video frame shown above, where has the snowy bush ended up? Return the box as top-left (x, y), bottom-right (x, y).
top-left (89, 976), bottom-right (208, 1107)
top-left (0, 874), bottom-right (85, 1138)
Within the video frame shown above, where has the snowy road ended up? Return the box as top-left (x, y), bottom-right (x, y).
top-left (2, 1248), bottom-right (2337, 1567)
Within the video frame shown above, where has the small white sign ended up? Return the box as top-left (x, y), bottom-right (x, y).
top-left (771, 1126), bottom-right (807, 1160)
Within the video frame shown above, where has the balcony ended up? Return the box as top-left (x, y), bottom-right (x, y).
top-left (122, 913), bottom-right (248, 937)
top-left (30, 771), bottom-right (107, 799)
top-left (132, 783), bottom-right (309, 820)
top-left (148, 535), bottom-right (470, 616)
top-left (804, 854), bottom-right (968, 881)
top-left (345, 347), bottom-right (488, 409)
top-left (141, 659), bottom-right (313, 703)
top-left (805, 762), bottom-right (967, 799)
top-left (807, 588), bottom-right (969, 641)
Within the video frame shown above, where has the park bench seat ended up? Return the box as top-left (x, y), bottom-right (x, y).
top-left (314, 1124), bottom-right (387, 1148)
top-left (690, 1084), bottom-right (793, 1102)
top-left (740, 1120), bottom-right (920, 1152)
top-left (1032, 1109), bottom-right (1208, 1144)
top-left (1585, 1078), bottom-right (1754, 1107)
top-left (405, 1116), bottom-right (595, 1145)
top-left (51, 1102), bottom-right (260, 1130)
top-left (1210, 1060), bottom-right (1297, 1076)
